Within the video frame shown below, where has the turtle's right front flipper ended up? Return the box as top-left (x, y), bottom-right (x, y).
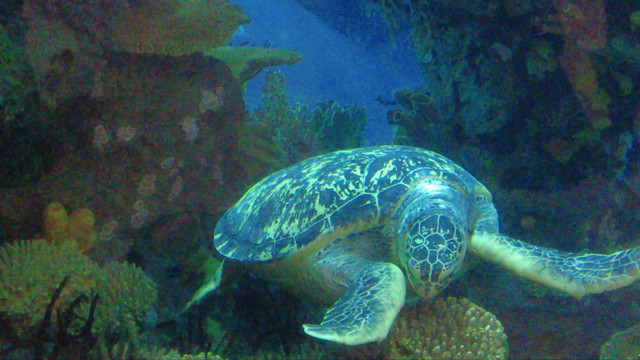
top-left (303, 262), bottom-right (405, 346)
top-left (470, 232), bottom-right (640, 298)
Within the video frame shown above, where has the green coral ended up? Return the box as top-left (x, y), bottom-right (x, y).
top-left (207, 46), bottom-right (302, 84)
top-left (88, 261), bottom-right (157, 337)
top-left (0, 239), bottom-right (100, 338)
top-left (0, 239), bottom-right (156, 341)
top-left (600, 323), bottom-right (640, 359)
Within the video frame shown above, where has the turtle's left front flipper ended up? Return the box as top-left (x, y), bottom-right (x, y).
top-left (302, 262), bottom-right (406, 346)
top-left (470, 232), bottom-right (640, 298)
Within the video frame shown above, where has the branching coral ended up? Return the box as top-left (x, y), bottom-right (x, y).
top-left (241, 71), bottom-right (367, 177)
top-left (310, 100), bottom-right (367, 153)
top-left (386, 297), bottom-right (508, 359)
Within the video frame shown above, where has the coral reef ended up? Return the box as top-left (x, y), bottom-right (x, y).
top-left (0, 53), bottom-right (246, 257)
top-left (600, 323), bottom-right (640, 360)
top-left (525, 39), bottom-right (558, 81)
top-left (0, 238), bottom-right (157, 336)
top-left (310, 100), bottom-right (367, 152)
top-left (378, 3), bottom-right (517, 145)
top-left (23, 0), bottom-right (249, 56)
top-left (161, 351), bottom-right (226, 360)
top-left (207, 46), bottom-right (302, 84)
top-left (88, 261), bottom-right (157, 337)
top-left (388, 87), bottom-right (457, 158)
top-left (0, 238), bottom-right (157, 358)
top-left (22, 0), bottom-right (248, 106)
top-left (244, 70), bottom-right (367, 172)
top-left (386, 297), bottom-right (508, 359)
top-left (0, 239), bottom-right (99, 339)
top-left (543, 0), bottom-right (610, 130)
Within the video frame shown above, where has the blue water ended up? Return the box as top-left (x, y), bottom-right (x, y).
top-left (229, 0), bottom-right (423, 145)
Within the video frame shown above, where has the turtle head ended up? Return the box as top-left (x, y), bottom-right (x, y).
top-left (394, 177), bottom-right (469, 298)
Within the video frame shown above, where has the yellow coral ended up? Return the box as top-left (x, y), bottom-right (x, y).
top-left (387, 297), bottom-right (508, 359)
top-left (44, 202), bottom-right (70, 244)
top-left (43, 202), bottom-right (97, 253)
top-left (68, 208), bottom-right (97, 252)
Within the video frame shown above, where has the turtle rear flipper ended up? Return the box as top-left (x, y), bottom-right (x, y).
top-left (183, 259), bottom-right (225, 311)
top-left (303, 262), bottom-right (405, 345)
top-left (470, 232), bottom-right (640, 298)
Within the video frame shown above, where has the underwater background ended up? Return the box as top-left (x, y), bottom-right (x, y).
top-left (1, 0), bottom-right (640, 359)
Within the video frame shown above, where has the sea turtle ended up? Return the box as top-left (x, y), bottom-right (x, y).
top-left (188, 145), bottom-right (640, 345)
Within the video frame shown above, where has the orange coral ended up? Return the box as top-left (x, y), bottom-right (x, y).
top-left (550, 0), bottom-right (610, 130)
top-left (559, 42), bottom-right (611, 130)
top-left (555, 0), bottom-right (606, 51)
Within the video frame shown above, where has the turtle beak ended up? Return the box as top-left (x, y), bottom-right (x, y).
top-left (405, 264), bottom-right (446, 299)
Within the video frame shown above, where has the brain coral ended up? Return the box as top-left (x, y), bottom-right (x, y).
top-left (386, 297), bottom-right (509, 359)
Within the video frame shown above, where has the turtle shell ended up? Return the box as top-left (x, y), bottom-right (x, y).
top-left (214, 145), bottom-right (485, 262)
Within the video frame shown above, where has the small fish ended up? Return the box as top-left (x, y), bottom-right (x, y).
top-left (374, 95), bottom-right (396, 106)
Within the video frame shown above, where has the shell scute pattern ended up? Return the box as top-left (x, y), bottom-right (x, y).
top-left (215, 146), bottom-right (477, 262)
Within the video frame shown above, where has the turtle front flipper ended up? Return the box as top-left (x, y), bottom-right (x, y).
top-left (470, 232), bottom-right (640, 298)
top-left (303, 262), bottom-right (406, 345)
